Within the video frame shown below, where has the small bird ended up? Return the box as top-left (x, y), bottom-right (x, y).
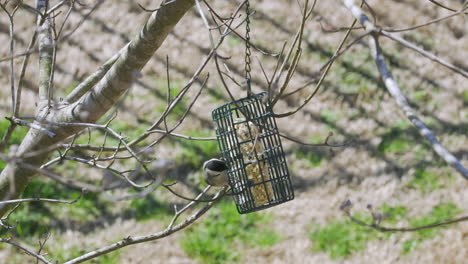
top-left (203, 158), bottom-right (229, 186)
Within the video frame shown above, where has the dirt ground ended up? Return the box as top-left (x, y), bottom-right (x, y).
top-left (0, 0), bottom-right (467, 263)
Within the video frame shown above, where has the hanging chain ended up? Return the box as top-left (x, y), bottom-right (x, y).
top-left (244, 0), bottom-right (252, 96)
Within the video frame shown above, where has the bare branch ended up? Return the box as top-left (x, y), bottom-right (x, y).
top-left (427, 0), bottom-right (466, 13)
top-left (36, 0), bottom-right (53, 106)
top-left (6, 117), bottom-right (56, 138)
top-left (168, 186), bottom-right (212, 229)
top-left (274, 12), bottom-right (360, 118)
top-left (0, 238), bottom-right (52, 264)
top-left (15, 29), bottom-right (38, 117)
top-left (0, 189), bottom-right (84, 205)
top-left (380, 30), bottom-right (468, 78)
top-left (46, 0), bottom-right (69, 15)
top-left (384, 7), bottom-right (467, 32)
top-left (280, 131), bottom-right (352, 148)
top-left (65, 50), bottom-right (121, 104)
top-left (341, 200), bottom-right (468, 232)
top-left (63, 188), bottom-right (226, 264)
top-left (342, 0), bottom-right (468, 180)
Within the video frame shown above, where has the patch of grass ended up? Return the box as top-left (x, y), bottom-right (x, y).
top-left (129, 195), bottom-right (172, 221)
top-left (340, 72), bottom-right (375, 95)
top-left (320, 109), bottom-right (340, 124)
top-left (72, 118), bottom-right (148, 148)
top-left (392, 119), bottom-right (412, 130)
top-left (51, 246), bottom-right (120, 263)
top-left (310, 205), bottom-right (407, 259)
top-left (175, 130), bottom-right (218, 169)
top-left (378, 135), bottom-right (412, 154)
top-left (311, 203), bottom-right (460, 258)
top-left (0, 119), bottom-right (28, 145)
top-left (207, 87), bottom-right (225, 102)
top-left (411, 90), bottom-right (431, 103)
top-left (462, 90), bottom-right (468, 104)
top-left (110, 121), bottom-right (147, 140)
top-left (295, 148), bottom-right (323, 166)
top-left (310, 215), bottom-right (375, 259)
top-left (94, 250), bottom-right (121, 264)
top-left (226, 35), bottom-right (242, 47)
top-left (403, 32), bottom-right (434, 51)
top-left (378, 129), bottom-right (426, 155)
top-left (402, 203), bottom-right (460, 254)
top-left (51, 246), bottom-right (83, 263)
top-left (155, 99), bottom-right (187, 122)
top-left (0, 178), bottom-right (106, 237)
top-left (406, 167), bottom-right (443, 193)
top-left (181, 202), bottom-right (281, 264)
top-left (0, 119), bottom-right (29, 171)
top-left (154, 79), bottom-right (188, 122)
top-left (380, 204), bottom-right (407, 223)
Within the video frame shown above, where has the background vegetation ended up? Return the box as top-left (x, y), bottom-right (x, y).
top-left (0, 0), bottom-right (466, 263)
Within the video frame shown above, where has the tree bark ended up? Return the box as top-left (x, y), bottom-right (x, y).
top-left (0, 0), bottom-right (196, 217)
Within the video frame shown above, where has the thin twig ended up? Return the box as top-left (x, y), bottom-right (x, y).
top-left (384, 7), bottom-right (467, 32)
top-left (0, 238), bottom-right (52, 264)
top-left (342, 0), bottom-right (468, 180)
top-left (0, 189), bottom-right (85, 205)
top-left (341, 200), bottom-right (468, 232)
top-left (380, 30), bottom-right (468, 78)
top-left (274, 8), bottom-right (360, 118)
top-left (63, 188), bottom-right (226, 264)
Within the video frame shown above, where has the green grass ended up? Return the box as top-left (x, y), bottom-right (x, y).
top-left (129, 194), bottom-right (172, 221)
top-left (72, 119), bottom-right (148, 148)
top-left (0, 119), bottom-right (29, 171)
top-left (379, 204), bottom-right (407, 223)
top-left (392, 119), bottom-right (412, 130)
top-left (155, 99), bottom-right (188, 122)
top-left (378, 131), bottom-right (414, 154)
top-left (50, 245), bottom-right (120, 263)
top-left (295, 148), bottom-right (323, 166)
top-left (226, 35), bottom-right (242, 47)
top-left (310, 202), bottom-right (460, 258)
top-left (378, 128), bottom-right (430, 157)
top-left (154, 78), bottom-right (188, 122)
top-left (411, 90), bottom-right (431, 103)
top-left (0, 178), bottom-right (107, 237)
top-left (320, 109), bottom-right (340, 124)
top-left (462, 90), bottom-right (468, 104)
top-left (309, 205), bottom-right (407, 259)
top-left (181, 202), bottom-right (281, 264)
top-left (174, 130), bottom-right (218, 169)
top-left (402, 202), bottom-right (460, 254)
top-left (339, 72), bottom-right (375, 95)
top-left (406, 167), bottom-right (444, 193)
top-left (310, 219), bottom-right (374, 259)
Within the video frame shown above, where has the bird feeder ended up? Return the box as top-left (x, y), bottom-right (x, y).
top-left (212, 93), bottom-right (294, 214)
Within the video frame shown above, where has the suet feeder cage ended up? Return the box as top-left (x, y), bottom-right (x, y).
top-left (212, 93), bottom-right (294, 214)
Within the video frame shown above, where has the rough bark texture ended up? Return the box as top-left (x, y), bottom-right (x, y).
top-left (0, 0), bottom-right (195, 217)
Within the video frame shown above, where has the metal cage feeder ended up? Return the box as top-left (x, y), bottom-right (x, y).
top-left (212, 93), bottom-right (294, 214)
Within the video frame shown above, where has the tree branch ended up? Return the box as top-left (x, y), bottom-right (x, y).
top-left (380, 30), bottom-right (468, 78)
top-left (63, 187), bottom-right (226, 264)
top-left (0, 238), bottom-right (52, 264)
top-left (342, 0), bottom-right (468, 180)
top-left (37, 0), bottom-right (53, 105)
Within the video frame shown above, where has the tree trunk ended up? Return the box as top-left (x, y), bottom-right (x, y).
top-left (0, 0), bottom-right (196, 217)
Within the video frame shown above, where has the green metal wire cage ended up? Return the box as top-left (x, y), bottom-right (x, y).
top-left (212, 93), bottom-right (294, 214)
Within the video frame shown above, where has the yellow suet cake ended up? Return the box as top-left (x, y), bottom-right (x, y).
top-left (233, 118), bottom-right (273, 206)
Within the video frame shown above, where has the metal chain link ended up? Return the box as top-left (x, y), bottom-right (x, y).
top-left (244, 0), bottom-right (252, 96)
